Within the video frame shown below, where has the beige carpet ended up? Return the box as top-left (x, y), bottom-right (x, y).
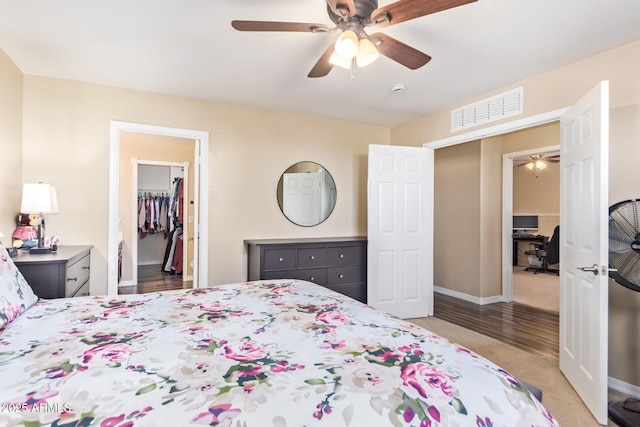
top-left (407, 316), bottom-right (631, 427)
top-left (513, 265), bottom-right (560, 312)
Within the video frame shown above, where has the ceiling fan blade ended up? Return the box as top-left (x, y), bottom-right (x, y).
top-left (326, 0), bottom-right (356, 18)
top-left (371, 0), bottom-right (478, 27)
top-left (370, 32), bottom-right (431, 69)
top-left (232, 20), bottom-right (330, 33)
top-left (308, 44), bottom-right (336, 78)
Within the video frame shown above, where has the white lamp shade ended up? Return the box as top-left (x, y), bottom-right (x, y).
top-left (334, 30), bottom-right (359, 59)
top-left (525, 162), bottom-right (535, 170)
top-left (20, 183), bottom-right (59, 214)
top-left (535, 160), bottom-right (547, 170)
top-left (329, 51), bottom-right (352, 69)
top-left (356, 38), bottom-right (379, 67)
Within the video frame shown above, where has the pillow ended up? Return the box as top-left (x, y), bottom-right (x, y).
top-left (0, 242), bottom-right (38, 330)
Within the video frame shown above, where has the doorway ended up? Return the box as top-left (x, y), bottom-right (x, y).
top-left (108, 121), bottom-right (209, 296)
top-left (505, 145), bottom-right (560, 313)
top-left (124, 160), bottom-right (192, 294)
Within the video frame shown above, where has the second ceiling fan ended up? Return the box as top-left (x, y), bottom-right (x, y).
top-left (231, 0), bottom-right (478, 78)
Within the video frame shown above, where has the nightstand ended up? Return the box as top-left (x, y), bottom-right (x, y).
top-left (13, 245), bottom-right (92, 299)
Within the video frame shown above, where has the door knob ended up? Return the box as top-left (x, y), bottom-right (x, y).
top-left (577, 264), bottom-right (599, 275)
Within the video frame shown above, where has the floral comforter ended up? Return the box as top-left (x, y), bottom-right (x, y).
top-left (0, 280), bottom-right (558, 426)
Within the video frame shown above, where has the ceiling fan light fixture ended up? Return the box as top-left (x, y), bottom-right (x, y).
top-left (525, 162), bottom-right (535, 170)
top-left (355, 38), bottom-right (379, 67)
top-left (329, 51), bottom-right (352, 69)
top-left (334, 29), bottom-right (359, 59)
top-left (535, 160), bottom-right (547, 170)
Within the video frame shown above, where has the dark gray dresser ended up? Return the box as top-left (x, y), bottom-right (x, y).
top-left (245, 237), bottom-right (367, 303)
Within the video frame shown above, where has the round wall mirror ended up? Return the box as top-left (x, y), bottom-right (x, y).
top-left (276, 161), bottom-right (337, 227)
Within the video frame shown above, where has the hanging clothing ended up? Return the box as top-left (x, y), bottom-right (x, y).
top-left (163, 226), bottom-right (183, 273)
top-left (138, 192), bottom-right (171, 237)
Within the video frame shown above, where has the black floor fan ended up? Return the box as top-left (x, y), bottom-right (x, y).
top-left (607, 199), bottom-right (640, 427)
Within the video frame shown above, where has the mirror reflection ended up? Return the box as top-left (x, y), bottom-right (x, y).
top-left (277, 161), bottom-right (337, 227)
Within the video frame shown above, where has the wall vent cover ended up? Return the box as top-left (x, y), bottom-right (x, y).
top-left (450, 87), bottom-right (523, 132)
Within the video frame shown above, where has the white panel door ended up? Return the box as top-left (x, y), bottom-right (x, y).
top-left (368, 144), bottom-right (434, 318)
top-left (559, 81), bottom-right (609, 424)
top-left (283, 172), bottom-right (321, 226)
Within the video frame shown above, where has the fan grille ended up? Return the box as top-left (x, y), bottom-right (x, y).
top-left (609, 199), bottom-right (640, 292)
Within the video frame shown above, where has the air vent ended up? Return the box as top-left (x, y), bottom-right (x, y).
top-left (451, 87), bottom-right (523, 132)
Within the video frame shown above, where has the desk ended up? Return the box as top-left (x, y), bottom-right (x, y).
top-left (512, 235), bottom-right (546, 266)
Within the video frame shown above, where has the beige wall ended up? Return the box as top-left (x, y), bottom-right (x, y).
top-left (395, 41), bottom-right (640, 391)
top-left (434, 141), bottom-right (481, 295)
top-left (18, 75), bottom-right (388, 296)
top-left (391, 40), bottom-right (640, 146)
top-left (0, 49), bottom-right (23, 239)
top-left (118, 132), bottom-right (196, 283)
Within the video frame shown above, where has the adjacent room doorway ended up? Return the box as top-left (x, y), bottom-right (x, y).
top-left (505, 145), bottom-right (560, 313)
top-left (107, 121), bottom-right (210, 296)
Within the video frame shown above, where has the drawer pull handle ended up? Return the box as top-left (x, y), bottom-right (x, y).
top-left (310, 255), bottom-right (315, 260)
top-left (68, 277), bottom-right (78, 282)
top-left (278, 257), bottom-right (284, 262)
top-left (339, 274), bottom-right (344, 278)
top-left (339, 254), bottom-right (344, 258)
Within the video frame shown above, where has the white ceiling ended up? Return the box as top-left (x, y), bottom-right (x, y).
top-left (1, 0), bottom-right (639, 127)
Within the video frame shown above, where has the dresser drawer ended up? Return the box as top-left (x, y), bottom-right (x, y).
top-left (297, 248), bottom-right (326, 268)
top-left (327, 283), bottom-right (367, 304)
top-left (263, 248), bottom-right (297, 270)
top-left (327, 265), bottom-right (365, 286)
top-left (69, 280), bottom-right (90, 298)
top-left (327, 246), bottom-right (356, 266)
top-left (65, 252), bottom-right (91, 297)
top-left (264, 268), bottom-right (326, 286)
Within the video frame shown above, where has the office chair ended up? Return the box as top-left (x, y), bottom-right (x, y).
top-left (525, 225), bottom-right (560, 275)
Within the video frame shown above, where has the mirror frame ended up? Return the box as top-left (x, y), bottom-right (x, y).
top-left (276, 161), bottom-right (337, 227)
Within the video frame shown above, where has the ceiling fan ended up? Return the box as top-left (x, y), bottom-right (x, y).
top-left (231, 0), bottom-right (478, 78)
top-left (515, 154), bottom-right (560, 176)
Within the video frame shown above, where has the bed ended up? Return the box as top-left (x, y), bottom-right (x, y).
top-left (0, 243), bottom-right (558, 426)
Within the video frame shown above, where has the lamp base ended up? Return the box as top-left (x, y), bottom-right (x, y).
top-left (29, 247), bottom-right (52, 255)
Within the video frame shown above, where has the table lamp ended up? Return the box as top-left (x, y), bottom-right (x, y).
top-left (20, 183), bottom-right (59, 254)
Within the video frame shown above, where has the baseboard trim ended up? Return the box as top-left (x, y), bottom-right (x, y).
top-left (609, 376), bottom-right (640, 398)
top-left (118, 280), bottom-right (133, 288)
top-left (434, 286), bottom-right (503, 305)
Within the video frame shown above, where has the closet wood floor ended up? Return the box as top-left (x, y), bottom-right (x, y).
top-left (119, 264), bottom-right (192, 294)
top-left (119, 276), bottom-right (559, 359)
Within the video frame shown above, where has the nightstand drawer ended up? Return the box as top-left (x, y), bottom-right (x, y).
top-left (263, 249), bottom-right (297, 270)
top-left (65, 252), bottom-right (90, 297)
top-left (69, 280), bottom-right (90, 297)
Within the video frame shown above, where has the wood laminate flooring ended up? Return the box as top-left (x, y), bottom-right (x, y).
top-left (434, 292), bottom-right (559, 358)
top-left (119, 264), bottom-right (192, 294)
top-left (119, 272), bottom-right (559, 360)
